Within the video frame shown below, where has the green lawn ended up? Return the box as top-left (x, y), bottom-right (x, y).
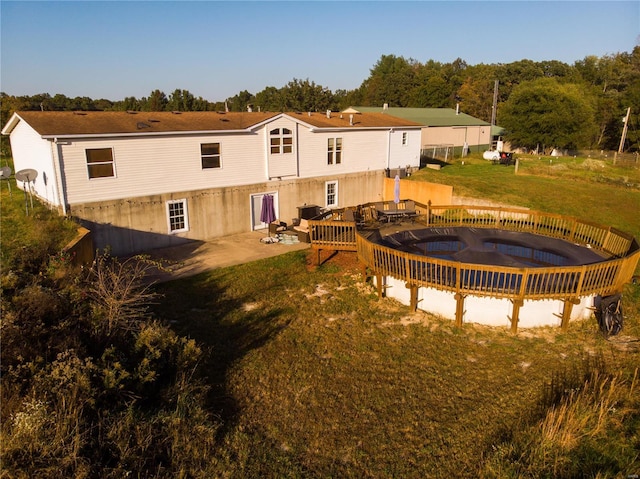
top-left (412, 154), bottom-right (640, 239)
top-left (153, 156), bottom-right (640, 477)
top-left (0, 160), bottom-right (79, 271)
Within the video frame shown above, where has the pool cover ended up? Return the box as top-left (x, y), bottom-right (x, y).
top-left (374, 227), bottom-right (607, 268)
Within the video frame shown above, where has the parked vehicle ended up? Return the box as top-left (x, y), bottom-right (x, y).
top-left (483, 150), bottom-right (515, 165)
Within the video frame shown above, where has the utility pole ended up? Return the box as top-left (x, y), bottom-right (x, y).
top-left (617, 107), bottom-right (631, 154)
top-left (491, 80), bottom-right (499, 126)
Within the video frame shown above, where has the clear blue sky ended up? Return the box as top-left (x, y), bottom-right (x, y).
top-left (1, 1), bottom-right (638, 102)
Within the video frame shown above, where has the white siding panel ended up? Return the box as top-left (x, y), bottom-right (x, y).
top-left (265, 118), bottom-right (298, 178)
top-left (61, 133), bottom-right (268, 204)
top-left (9, 121), bottom-right (60, 206)
top-left (388, 129), bottom-right (421, 169)
top-left (297, 128), bottom-right (389, 178)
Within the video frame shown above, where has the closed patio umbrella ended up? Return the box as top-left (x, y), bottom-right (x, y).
top-left (394, 174), bottom-right (400, 214)
top-left (394, 174), bottom-right (400, 204)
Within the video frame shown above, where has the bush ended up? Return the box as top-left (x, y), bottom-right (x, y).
top-left (0, 250), bottom-right (220, 477)
top-left (482, 360), bottom-right (640, 478)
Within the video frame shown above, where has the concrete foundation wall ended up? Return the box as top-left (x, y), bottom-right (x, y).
top-left (62, 227), bottom-right (95, 266)
top-left (71, 170), bottom-right (386, 255)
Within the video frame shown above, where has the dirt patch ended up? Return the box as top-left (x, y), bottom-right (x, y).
top-left (305, 250), bottom-right (363, 273)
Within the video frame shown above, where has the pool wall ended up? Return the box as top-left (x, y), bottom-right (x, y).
top-left (380, 276), bottom-right (594, 328)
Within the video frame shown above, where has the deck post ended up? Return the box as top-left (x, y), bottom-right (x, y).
top-left (376, 273), bottom-right (383, 299)
top-left (454, 293), bottom-right (465, 327)
top-left (561, 298), bottom-right (580, 331)
top-left (509, 299), bottom-right (524, 333)
top-left (360, 261), bottom-right (368, 282)
top-left (407, 283), bottom-right (418, 311)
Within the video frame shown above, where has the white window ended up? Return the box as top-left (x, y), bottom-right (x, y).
top-left (402, 132), bottom-right (408, 146)
top-left (325, 180), bottom-right (338, 208)
top-left (201, 143), bottom-right (221, 169)
top-left (270, 128), bottom-right (293, 154)
top-left (86, 148), bottom-right (115, 178)
top-left (327, 137), bottom-right (342, 165)
top-left (166, 199), bottom-right (189, 233)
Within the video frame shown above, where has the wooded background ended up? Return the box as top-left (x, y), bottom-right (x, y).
top-left (2, 49), bottom-right (638, 153)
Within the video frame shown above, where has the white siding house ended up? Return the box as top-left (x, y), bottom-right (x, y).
top-left (3, 110), bottom-right (422, 255)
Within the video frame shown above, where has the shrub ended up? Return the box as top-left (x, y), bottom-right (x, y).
top-left (482, 362), bottom-right (640, 478)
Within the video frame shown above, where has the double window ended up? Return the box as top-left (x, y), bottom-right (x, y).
top-left (201, 143), bottom-right (221, 169)
top-left (86, 148), bottom-right (115, 178)
top-left (327, 138), bottom-right (342, 165)
top-left (166, 199), bottom-right (189, 233)
top-left (270, 128), bottom-right (293, 154)
top-left (325, 180), bottom-right (338, 208)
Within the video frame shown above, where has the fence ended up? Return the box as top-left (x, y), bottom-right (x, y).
top-left (421, 144), bottom-right (455, 164)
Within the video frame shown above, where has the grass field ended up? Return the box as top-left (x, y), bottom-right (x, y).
top-left (413, 154), bottom-right (640, 239)
top-left (152, 154), bottom-right (640, 477)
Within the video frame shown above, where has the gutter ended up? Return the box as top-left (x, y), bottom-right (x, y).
top-left (41, 128), bottom-right (256, 140)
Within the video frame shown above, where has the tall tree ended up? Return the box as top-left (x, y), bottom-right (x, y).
top-left (360, 55), bottom-right (418, 107)
top-left (145, 90), bottom-right (168, 111)
top-left (167, 89), bottom-right (196, 111)
top-left (254, 86), bottom-right (284, 112)
top-left (116, 96), bottom-right (142, 111)
top-left (494, 59), bottom-right (544, 103)
top-left (281, 78), bottom-right (334, 112)
top-left (226, 90), bottom-right (255, 112)
top-left (456, 76), bottom-right (494, 121)
top-left (499, 78), bottom-right (597, 150)
top-left (409, 75), bottom-right (451, 108)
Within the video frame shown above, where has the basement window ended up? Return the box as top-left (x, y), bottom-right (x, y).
top-left (167, 199), bottom-right (189, 233)
top-left (86, 148), bottom-right (115, 178)
top-left (325, 180), bottom-right (338, 208)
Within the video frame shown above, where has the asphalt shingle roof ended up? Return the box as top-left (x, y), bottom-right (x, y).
top-left (6, 110), bottom-right (422, 137)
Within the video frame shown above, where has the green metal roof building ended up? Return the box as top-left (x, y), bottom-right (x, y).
top-left (350, 107), bottom-right (505, 159)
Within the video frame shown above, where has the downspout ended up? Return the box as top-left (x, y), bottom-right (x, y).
top-left (387, 128), bottom-right (393, 171)
top-left (51, 138), bottom-right (68, 215)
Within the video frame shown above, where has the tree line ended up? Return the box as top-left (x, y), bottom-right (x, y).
top-left (1, 48), bottom-right (638, 152)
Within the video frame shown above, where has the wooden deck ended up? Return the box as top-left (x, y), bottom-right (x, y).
top-left (308, 202), bottom-right (640, 332)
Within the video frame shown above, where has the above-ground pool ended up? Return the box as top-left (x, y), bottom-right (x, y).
top-left (341, 204), bottom-right (639, 331)
top-left (375, 227), bottom-right (607, 268)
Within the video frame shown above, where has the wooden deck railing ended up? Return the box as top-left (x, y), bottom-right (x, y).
top-left (308, 203), bottom-right (640, 331)
top-left (422, 204), bottom-right (635, 259)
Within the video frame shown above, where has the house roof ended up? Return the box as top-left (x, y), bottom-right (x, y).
top-left (289, 111), bottom-right (422, 130)
top-left (2, 111), bottom-right (279, 137)
top-left (2, 110), bottom-right (422, 138)
top-left (350, 107), bottom-right (491, 127)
